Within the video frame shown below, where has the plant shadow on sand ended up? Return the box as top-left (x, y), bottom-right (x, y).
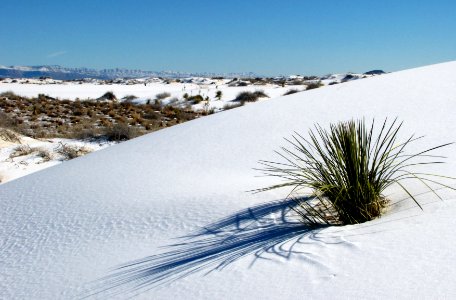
top-left (85, 197), bottom-right (335, 298)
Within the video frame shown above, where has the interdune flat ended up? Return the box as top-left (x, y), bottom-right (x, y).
top-left (1, 61), bottom-right (456, 299)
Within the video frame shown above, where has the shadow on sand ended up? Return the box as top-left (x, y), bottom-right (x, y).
top-left (86, 197), bottom-right (331, 298)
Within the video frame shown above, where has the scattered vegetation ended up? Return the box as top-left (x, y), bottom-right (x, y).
top-left (0, 91), bottom-right (201, 140)
top-left (256, 119), bottom-right (454, 225)
top-left (215, 90), bottom-right (222, 100)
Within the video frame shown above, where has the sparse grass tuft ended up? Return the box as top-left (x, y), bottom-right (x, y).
top-left (187, 95), bottom-right (204, 104)
top-left (306, 81), bottom-right (323, 90)
top-left (256, 118), bottom-right (454, 225)
top-left (35, 148), bottom-right (52, 162)
top-left (283, 89), bottom-right (300, 96)
top-left (98, 91), bottom-right (117, 101)
top-left (103, 123), bottom-right (139, 141)
top-left (56, 143), bottom-right (91, 160)
top-left (0, 128), bottom-right (21, 143)
top-left (223, 102), bottom-right (244, 110)
top-left (9, 145), bottom-right (34, 158)
top-left (155, 92), bottom-right (171, 100)
top-left (235, 90), bottom-right (269, 103)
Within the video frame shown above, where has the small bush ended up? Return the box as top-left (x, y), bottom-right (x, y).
top-left (0, 91), bottom-right (22, 100)
top-left (306, 82), bottom-right (323, 90)
top-left (187, 95), bottom-right (204, 104)
top-left (256, 119), bottom-right (454, 225)
top-left (215, 91), bottom-right (222, 100)
top-left (234, 90), bottom-right (269, 103)
top-left (9, 145), bottom-right (34, 158)
top-left (223, 102), bottom-right (244, 110)
top-left (103, 123), bottom-right (139, 141)
top-left (283, 89), bottom-right (300, 96)
top-left (56, 143), bottom-right (91, 160)
top-left (0, 128), bottom-right (20, 143)
top-left (98, 91), bottom-right (117, 101)
top-left (155, 92), bottom-right (171, 100)
top-left (122, 95), bottom-right (138, 102)
top-left (36, 148), bottom-right (52, 162)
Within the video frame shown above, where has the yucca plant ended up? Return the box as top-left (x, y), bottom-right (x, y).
top-left (256, 119), bottom-right (454, 225)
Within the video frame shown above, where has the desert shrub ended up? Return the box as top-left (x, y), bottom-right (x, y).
top-left (98, 91), bottom-right (117, 101)
top-left (56, 143), bottom-right (91, 160)
top-left (74, 127), bottom-right (102, 140)
top-left (0, 112), bottom-right (22, 133)
top-left (215, 90), bottom-right (222, 100)
top-left (222, 102), bottom-right (244, 110)
top-left (122, 95), bottom-right (138, 102)
top-left (341, 74), bottom-right (356, 82)
top-left (103, 123), bottom-right (139, 141)
top-left (9, 145), bottom-right (34, 158)
top-left (283, 89), bottom-right (300, 96)
top-left (35, 148), bottom-right (52, 162)
top-left (187, 95), bottom-right (204, 104)
top-left (256, 119), bottom-right (454, 225)
top-left (0, 91), bottom-right (22, 100)
top-left (155, 92), bottom-right (171, 100)
top-left (143, 110), bottom-right (161, 120)
top-left (234, 90), bottom-right (269, 103)
top-left (0, 128), bottom-right (20, 143)
top-left (168, 97), bottom-right (179, 105)
top-left (306, 81), bottom-right (323, 90)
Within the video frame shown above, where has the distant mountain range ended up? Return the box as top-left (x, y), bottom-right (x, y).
top-left (0, 65), bottom-right (258, 80)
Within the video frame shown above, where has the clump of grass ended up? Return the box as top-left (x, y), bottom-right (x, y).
top-left (283, 89), bottom-right (300, 96)
top-left (122, 95), bottom-right (138, 102)
top-left (256, 119), bottom-right (454, 225)
top-left (98, 91), bottom-right (117, 101)
top-left (187, 95), bottom-right (204, 104)
top-left (9, 145), bottom-right (34, 159)
top-left (0, 128), bottom-right (21, 143)
top-left (223, 102), bottom-right (244, 111)
top-left (103, 123), bottom-right (139, 141)
top-left (306, 81), bottom-right (323, 90)
top-left (56, 143), bottom-right (91, 160)
top-left (155, 92), bottom-right (171, 100)
top-left (235, 90), bottom-right (269, 103)
top-left (35, 148), bottom-right (52, 163)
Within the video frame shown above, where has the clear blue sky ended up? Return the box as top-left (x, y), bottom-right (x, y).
top-left (1, 0), bottom-right (455, 75)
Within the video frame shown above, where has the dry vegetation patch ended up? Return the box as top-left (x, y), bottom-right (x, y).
top-left (0, 92), bottom-right (202, 141)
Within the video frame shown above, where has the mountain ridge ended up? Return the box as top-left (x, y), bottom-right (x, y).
top-left (0, 64), bottom-right (258, 80)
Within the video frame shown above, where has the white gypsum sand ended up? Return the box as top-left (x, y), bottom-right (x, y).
top-left (1, 61), bottom-right (456, 299)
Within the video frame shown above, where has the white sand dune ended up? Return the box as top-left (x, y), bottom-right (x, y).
top-left (1, 61), bottom-right (456, 299)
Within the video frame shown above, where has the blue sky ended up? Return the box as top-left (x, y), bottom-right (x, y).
top-left (1, 0), bottom-right (455, 75)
